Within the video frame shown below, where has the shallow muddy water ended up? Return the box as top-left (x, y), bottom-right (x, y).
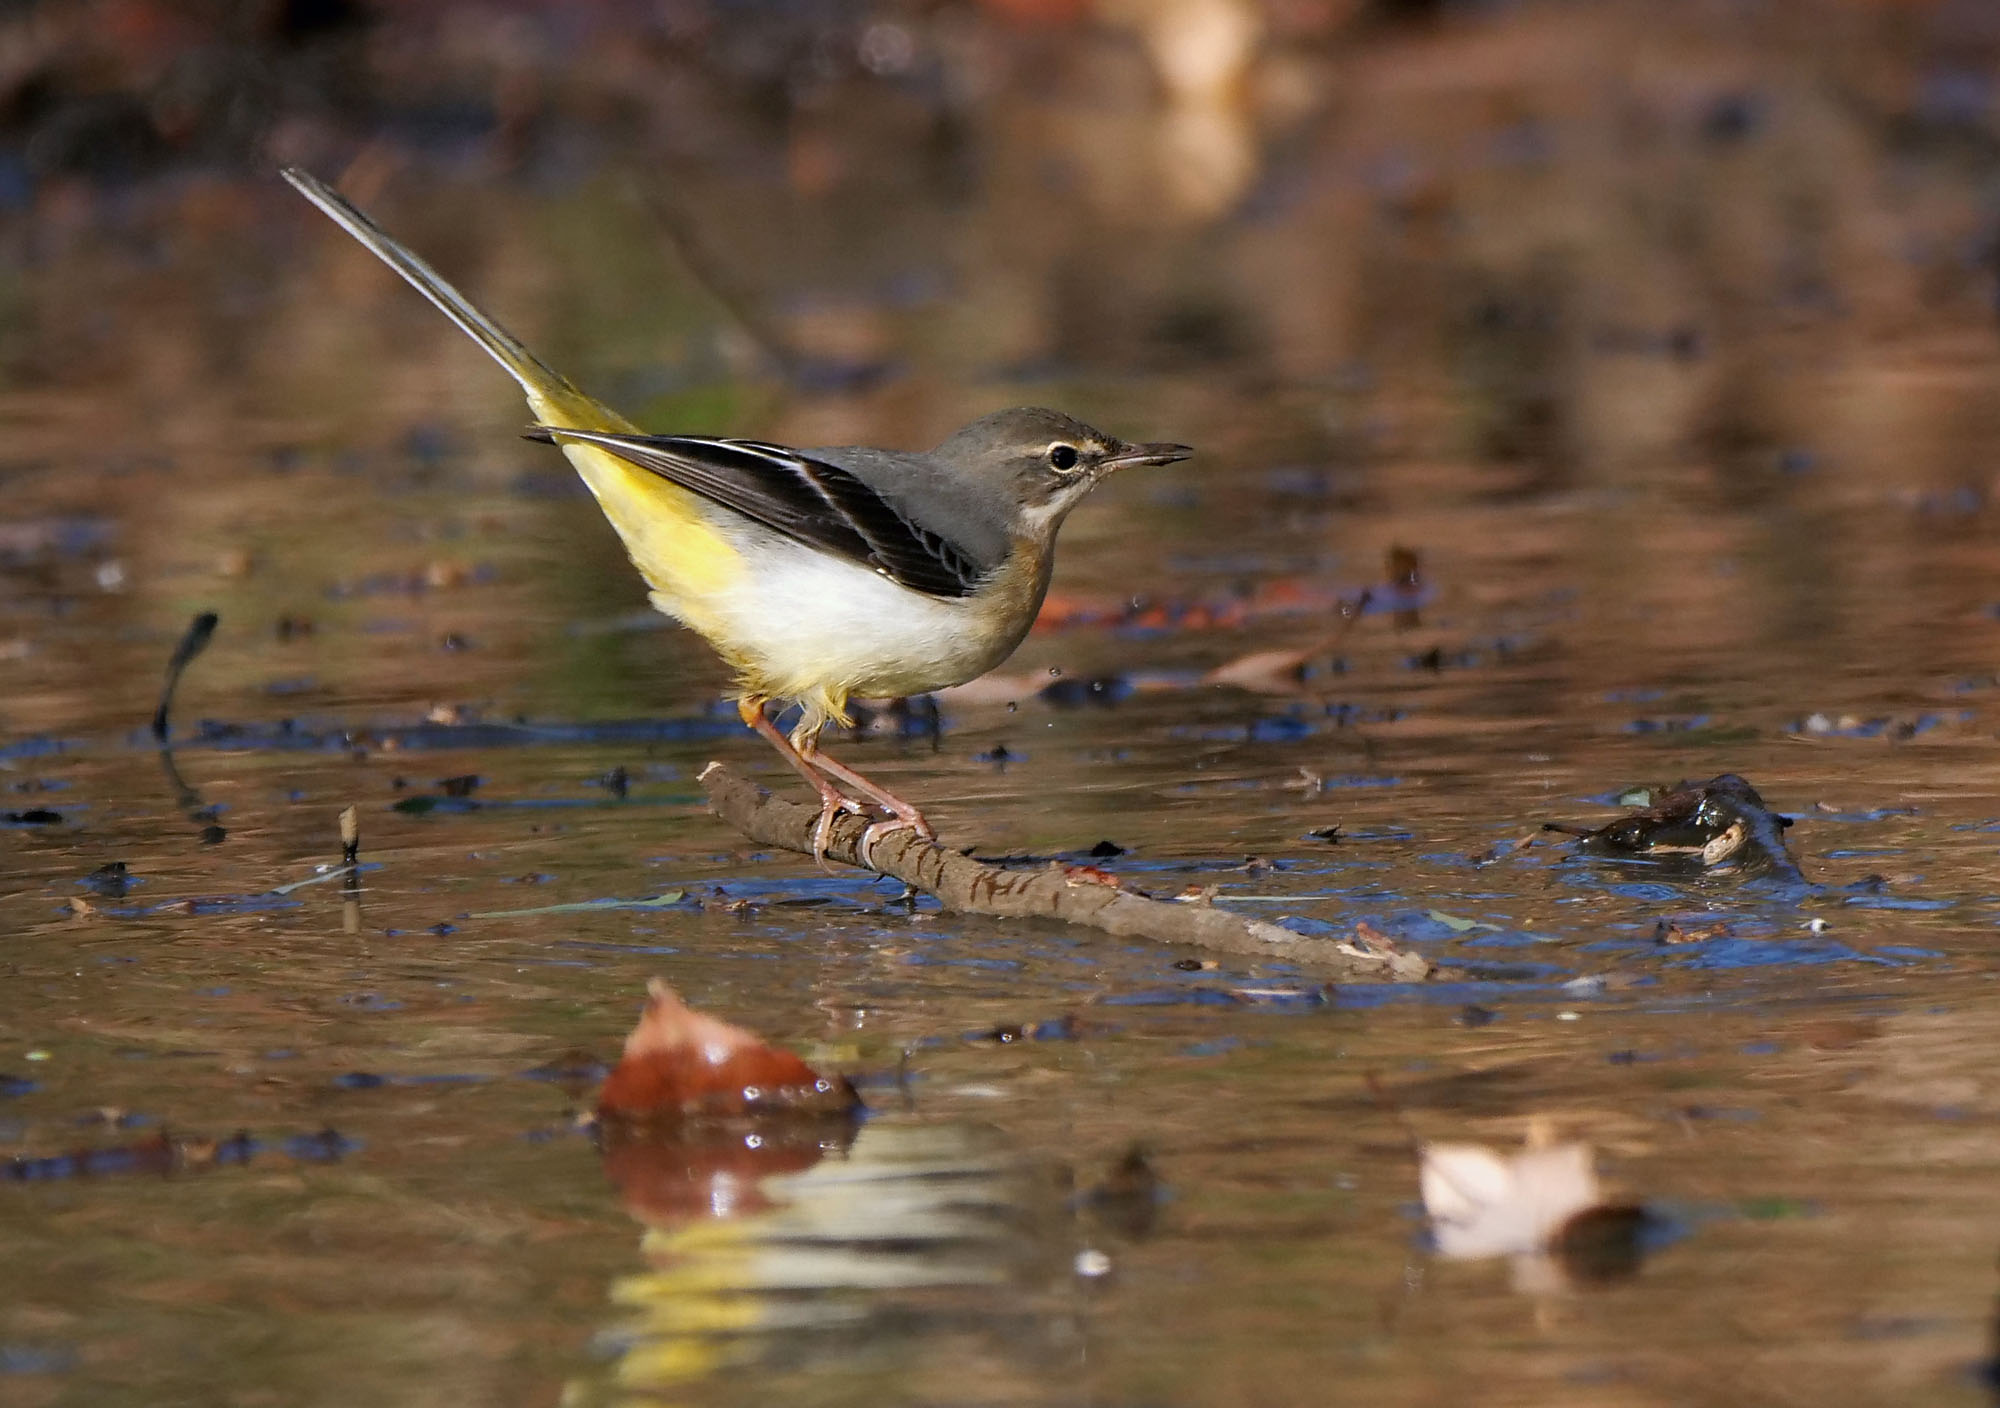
top-left (11, 4), bottom-right (2000, 1405)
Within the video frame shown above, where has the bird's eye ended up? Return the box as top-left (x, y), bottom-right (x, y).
top-left (1047, 443), bottom-right (1080, 472)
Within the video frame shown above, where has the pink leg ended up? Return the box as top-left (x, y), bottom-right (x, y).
top-left (795, 736), bottom-right (935, 867)
top-left (737, 698), bottom-right (865, 868)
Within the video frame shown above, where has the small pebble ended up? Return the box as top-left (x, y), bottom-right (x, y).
top-left (1074, 1248), bottom-right (1113, 1278)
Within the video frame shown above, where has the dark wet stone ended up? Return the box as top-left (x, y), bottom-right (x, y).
top-left (1561, 773), bottom-right (1804, 885)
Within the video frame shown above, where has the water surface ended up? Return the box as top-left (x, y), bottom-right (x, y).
top-left (9, 4), bottom-right (2000, 1404)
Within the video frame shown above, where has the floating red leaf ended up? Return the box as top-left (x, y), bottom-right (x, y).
top-left (596, 979), bottom-right (859, 1123)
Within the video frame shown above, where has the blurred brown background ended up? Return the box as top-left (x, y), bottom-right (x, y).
top-left (8, 0), bottom-right (2000, 732)
top-left (8, 0), bottom-right (2000, 466)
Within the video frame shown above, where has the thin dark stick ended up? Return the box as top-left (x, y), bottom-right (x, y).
top-left (152, 611), bottom-right (225, 843)
top-left (151, 611), bottom-right (219, 743)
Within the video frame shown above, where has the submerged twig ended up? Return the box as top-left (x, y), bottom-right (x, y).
top-left (698, 764), bottom-right (1430, 982)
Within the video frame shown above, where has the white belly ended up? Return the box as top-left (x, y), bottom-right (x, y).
top-left (653, 536), bottom-right (1041, 717)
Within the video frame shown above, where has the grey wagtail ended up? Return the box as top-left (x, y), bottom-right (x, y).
top-left (282, 168), bottom-right (1191, 863)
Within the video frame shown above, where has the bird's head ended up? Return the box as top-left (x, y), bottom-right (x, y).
top-left (935, 407), bottom-right (1192, 539)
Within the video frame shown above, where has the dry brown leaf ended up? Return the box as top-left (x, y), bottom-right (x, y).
top-left (597, 979), bottom-right (858, 1123)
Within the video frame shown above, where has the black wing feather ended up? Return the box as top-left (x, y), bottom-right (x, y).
top-left (532, 428), bottom-right (988, 598)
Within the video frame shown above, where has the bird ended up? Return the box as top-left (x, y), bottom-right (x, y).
top-left (281, 167), bottom-right (1191, 865)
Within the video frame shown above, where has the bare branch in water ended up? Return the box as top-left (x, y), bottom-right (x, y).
top-left (698, 763), bottom-right (1431, 984)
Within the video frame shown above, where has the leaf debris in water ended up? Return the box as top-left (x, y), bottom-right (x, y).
top-left (1557, 773), bottom-right (1803, 882)
top-left (597, 977), bottom-right (858, 1121)
top-left (1427, 910), bottom-right (1503, 934)
top-left (471, 890), bottom-right (688, 919)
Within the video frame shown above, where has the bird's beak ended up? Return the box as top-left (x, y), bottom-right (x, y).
top-left (1100, 440), bottom-right (1194, 471)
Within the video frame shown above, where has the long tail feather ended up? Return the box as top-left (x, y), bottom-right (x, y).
top-left (279, 167), bottom-right (631, 432)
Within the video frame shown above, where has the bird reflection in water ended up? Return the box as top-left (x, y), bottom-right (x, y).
top-left (589, 1119), bottom-right (1052, 1402)
top-left (572, 983), bottom-right (1068, 1404)
top-left (1419, 1120), bottom-right (1668, 1299)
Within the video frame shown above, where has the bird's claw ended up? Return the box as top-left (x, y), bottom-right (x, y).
top-left (812, 792), bottom-right (869, 871)
top-left (858, 816), bottom-right (934, 871)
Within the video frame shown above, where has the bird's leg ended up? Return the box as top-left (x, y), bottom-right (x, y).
top-left (800, 746), bottom-right (933, 832)
top-left (793, 741), bottom-right (935, 868)
top-left (736, 698), bottom-right (865, 868)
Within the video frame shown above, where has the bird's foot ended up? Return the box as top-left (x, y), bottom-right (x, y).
top-left (858, 813), bottom-right (935, 871)
top-left (811, 790), bottom-right (869, 871)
